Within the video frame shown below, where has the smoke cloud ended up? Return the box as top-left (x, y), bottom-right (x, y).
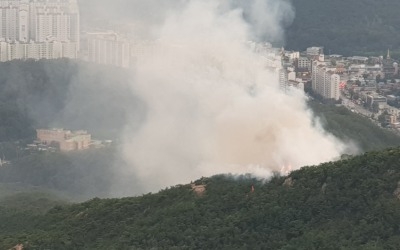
top-left (115, 0), bottom-right (348, 193)
top-left (0, 1), bottom-right (349, 198)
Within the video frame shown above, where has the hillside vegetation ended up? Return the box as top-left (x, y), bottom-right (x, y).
top-left (0, 59), bottom-right (143, 142)
top-left (309, 101), bottom-right (400, 152)
top-left (286, 0), bottom-right (400, 56)
top-left (79, 0), bottom-right (400, 56)
top-left (2, 148), bottom-right (400, 249)
top-left (0, 148), bottom-right (122, 200)
top-left (0, 59), bottom-right (146, 198)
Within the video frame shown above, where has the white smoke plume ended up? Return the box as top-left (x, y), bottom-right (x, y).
top-left (116, 0), bottom-right (347, 193)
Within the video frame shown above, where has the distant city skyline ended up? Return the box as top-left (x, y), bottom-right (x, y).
top-left (0, 0), bottom-right (79, 60)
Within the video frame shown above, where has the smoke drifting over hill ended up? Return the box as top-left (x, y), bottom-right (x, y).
top-left (111, 0), bottom-right (350, 193)
top-left (79, 0), bottom-right (293, 44)
top-left (0, 1), bottom-right (356, 198)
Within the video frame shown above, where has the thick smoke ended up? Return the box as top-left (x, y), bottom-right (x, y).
top-left (116, 0), bottom-right (348, 193)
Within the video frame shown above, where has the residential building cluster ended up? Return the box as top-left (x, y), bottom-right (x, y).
top-left (277, 49), bottom-right (305, 93)
top-left (334, 50), bottom-right (400, 128)
top-left (81, 31), bottom-right (173, 68)
top-left (2, 0), bottom-right (400, 130)
top-left (279, 46), bottom-right (341, 100)
top-left (0, 0), bottom-right (147, 67)
top-left (279, 45), bottom-right (400, 128)
top-left (0, 0), bottom-right (80, 61)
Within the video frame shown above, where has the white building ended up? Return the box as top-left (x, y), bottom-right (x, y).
top-left (0, 40), bottom-right (77, 61)
top-left (284, 51), bottom-right (299, 63)
top-left (279, 68), bottom-right (288, 92)
top-left (29, 0), bottom-right (79, 44)
top-left (0, 0), bottom-right (79, 60)
top-left (312, 61), bottom-right (340, 100)
top-left (85, 31), bottom-right (130, 68)
top-left (306, 47), bottom-right (324, 56)
top-left (297, 56), bottom-right (311, 70)
top-left (288, 71), bottom-right (296, 81)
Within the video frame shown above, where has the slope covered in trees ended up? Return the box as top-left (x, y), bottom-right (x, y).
top-left (78, 0), bottom-right (400, 56)
top-left (2, 147), bottom-right (400, 249)
top-left (0, 148), bottom-right (123, 200)
top-left (0, 59), bottom-right (143, 142)
top-left (0, 59), bottom-right (146, 199)
top-left (309, 101), bottom-right (400, 152)
top-left (286, 0), bottom-right (400, 56)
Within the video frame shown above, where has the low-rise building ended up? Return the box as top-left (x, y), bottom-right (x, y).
top-left (306, 46), bottom-right (323, 56)
top-left (366, 95), bottom-right (387, 110)
top-left (297, 56), bottom-right (311, 71)
top-left (348, 56), bottom-right (369, 64)
top-left (36, 128), bottom-right (91, 152)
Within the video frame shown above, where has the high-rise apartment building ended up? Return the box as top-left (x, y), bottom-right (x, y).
top-left (0, 0), bottom-right (79, 61)
top-left (312, 60), bottom-right (340, 100)
top-left (84, 31), bottom-right (130, 68)
top-left (279, 68), bottom-right (289, 93)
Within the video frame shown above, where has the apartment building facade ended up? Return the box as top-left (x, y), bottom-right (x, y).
top-left (312, 60), bottom-right (340, 100)
top-left (0, 0), bottom-right (79, 61)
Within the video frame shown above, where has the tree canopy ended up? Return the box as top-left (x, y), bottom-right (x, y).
top-left (309, 101), bottom-right (400, 152)
top-left (2, 147), bottom-right (400, 249)
top-left (286, 0), bottom-right (400, 57)
top-left (0, 59), bottom-right (143, 142)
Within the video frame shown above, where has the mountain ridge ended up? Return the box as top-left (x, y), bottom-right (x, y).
top-left (2, 147), bottom-right (400, 249)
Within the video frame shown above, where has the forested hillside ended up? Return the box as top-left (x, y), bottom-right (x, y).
top-left (78, 0), bottom-right (400, 56)
top-left (0, 148), bottom-right (123, 200)
top-left (309, 101), bottom-right (400, 152)
top-left (0, 59), bottom-right (146, 199)
top-left (0, 59), bottom-right (143, 142)
top-left (2, 147), bottom-right (400, 249)
top-left (286, 0), bottom-right (400, 56)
